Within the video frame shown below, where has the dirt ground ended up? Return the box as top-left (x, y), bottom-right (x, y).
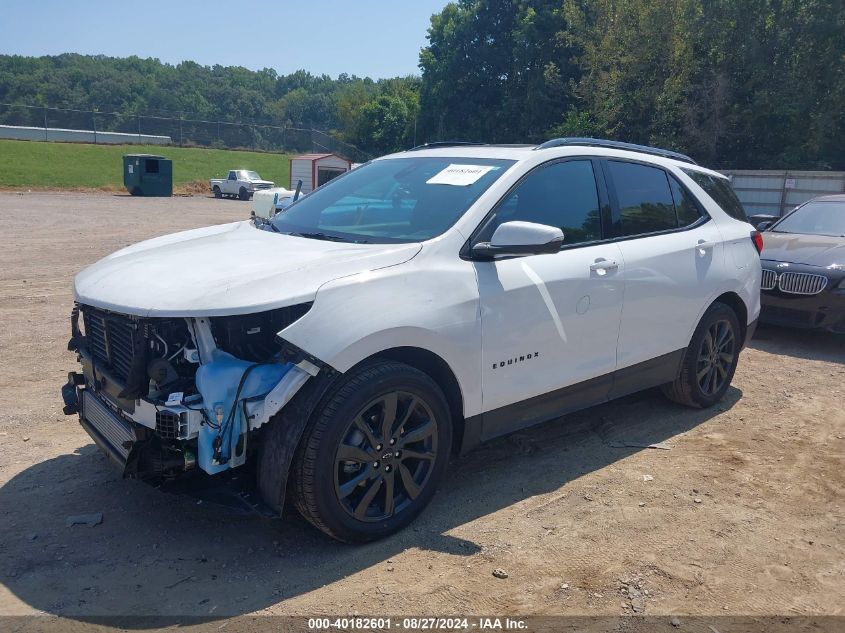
top-left (0, 192), bottom-right (842, 624)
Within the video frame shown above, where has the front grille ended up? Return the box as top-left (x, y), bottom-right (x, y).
top-left (81, 305), bottom-right (143, 384)
top-left (778, 272), bottom-right (828, 295)
top-left (156, 409), bottom-right (187, 439)
top-left (761, 269), bottom-right (777, 291)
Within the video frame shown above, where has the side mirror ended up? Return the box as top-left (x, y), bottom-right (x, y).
top-left (472, 221), bottom-right (564, 258)
top-left (756, 220), bottom-right (773, 231)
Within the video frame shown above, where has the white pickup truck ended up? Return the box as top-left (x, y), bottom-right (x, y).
top-left (209, 170), bottom-right (275, 200)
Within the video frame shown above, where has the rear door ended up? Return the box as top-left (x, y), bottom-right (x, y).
top-left (474, 159), bottom-right (625, 438)
top-left (602, 159), bottom-right (725, 391)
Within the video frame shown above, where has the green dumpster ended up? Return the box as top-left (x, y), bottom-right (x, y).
top-left (123, 154), bottom-right (173, 197)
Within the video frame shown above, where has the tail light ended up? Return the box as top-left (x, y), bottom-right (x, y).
top-left (750, 230), bottom-right (764, 255)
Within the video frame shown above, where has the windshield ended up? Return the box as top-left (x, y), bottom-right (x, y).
top-left (772, 201), bottom-right (845, 237)
top-left (270, 157), bottom-right (515, 243)
top-left (241, 170), bottom-right (261, 180)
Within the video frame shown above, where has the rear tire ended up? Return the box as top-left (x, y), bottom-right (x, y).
top-left (238, 186), bottom-right (249, 201)
top-left (213, 185), bottom-right (222, 198)
top-left (289, 361), bottom-right (452, 542)
top-left (662, 302), bottom-right (741, 408)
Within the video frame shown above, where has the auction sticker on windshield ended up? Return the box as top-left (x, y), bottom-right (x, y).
top-left (426, 164), bottom-right (497, 186)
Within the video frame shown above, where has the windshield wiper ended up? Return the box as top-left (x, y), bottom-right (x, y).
top-left (290, 231), bottom-right (351, 242)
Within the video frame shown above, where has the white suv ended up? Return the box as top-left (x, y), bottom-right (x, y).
top-left (63, 139), bottom-right (762, 542)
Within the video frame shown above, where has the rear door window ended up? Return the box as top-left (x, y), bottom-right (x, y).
top-left (607, 161), bottom-right (677, 236)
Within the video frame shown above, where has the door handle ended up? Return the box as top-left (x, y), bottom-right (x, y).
top-left (696, 240), bottom-right (716, 256)
top-left (590, 259), bottom-right (619, 274)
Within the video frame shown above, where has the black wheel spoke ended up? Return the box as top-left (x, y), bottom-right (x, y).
top-left (381, 392), bottom-right (398, 441)
top-left (354, 475), bottom-right (384, 519)
top-left (392, 396), bottom-right (419, 439)
top-left (352, 415), bottom-right (379, 450)
top-left (716, 323), bottom-right (733, 349)
top-left (337, 443), bottom-right (373, 464)
top-left (704, 331), bottom-right (715, 356)
top-left (398, 463), bottom-right (421, 499)
top-left (400, 449), bottom-right (435, 461)
top-left (339, 467), bottom-right (374, 499)
top-left (399, 419), bottom-right (435, 446)
top-left (383, 472), bottom-right (395, 516)
top-left (701, 365), bottom-right (712, 393)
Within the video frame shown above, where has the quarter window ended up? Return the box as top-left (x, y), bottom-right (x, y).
top-left (608, 161), bottom-right (677, 236)
top-left (683, 169), bottom-right (748, 221)
top-left (486, 160), bottom-right (602, 246)
top-left (668, 176), bottom-right (703, 227)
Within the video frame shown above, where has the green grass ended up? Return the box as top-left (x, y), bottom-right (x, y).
top-left (0, 139), bottom-right (292, 192)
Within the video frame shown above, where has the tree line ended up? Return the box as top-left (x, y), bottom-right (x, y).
top-left (0, 0), bottom-right (842, 168)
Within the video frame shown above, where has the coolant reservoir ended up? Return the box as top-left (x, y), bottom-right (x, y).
top-left (195, 352), bottom-right (291, 474)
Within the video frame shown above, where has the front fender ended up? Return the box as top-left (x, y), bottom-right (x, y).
top-left (279, 260), bottom-right (483, 418)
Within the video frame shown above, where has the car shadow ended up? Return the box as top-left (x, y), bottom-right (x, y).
top-left (0, 386), bottom-right (740, 624)
top-left (750, 323), bottom-right (845, 364)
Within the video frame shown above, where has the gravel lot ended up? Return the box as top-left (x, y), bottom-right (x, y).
top-left (0, 192), bottom-right (842, 623)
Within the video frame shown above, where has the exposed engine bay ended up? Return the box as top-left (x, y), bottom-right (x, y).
top-left (63, 302), bottom-right (319, 488)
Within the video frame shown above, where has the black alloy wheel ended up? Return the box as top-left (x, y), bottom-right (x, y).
top-left (287, 360), bottom-right (452, 542)
top-left (334, 391), bottom-right (438, 522)
top-left (662, 301), bottom-right (742, 408)
top-left (696, 319), bottom-right (735, 396)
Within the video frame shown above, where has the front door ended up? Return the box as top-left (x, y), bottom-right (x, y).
top-left (475, 159), bottom-right (625, 440)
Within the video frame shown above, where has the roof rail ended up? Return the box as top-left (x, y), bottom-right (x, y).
top-left (407, 141), bottom-right (487, 151)
top-left (536, 137), bottom-right (697, 165)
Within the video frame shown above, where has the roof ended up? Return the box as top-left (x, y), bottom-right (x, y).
top-left (292, 153), bottom-right (347, 161)
top-left (811, 194), bottom-right (845, 202)
top-left (380, 144), bottom-right (715, 171)
top-left (123, 154), bottom-right (166, 159)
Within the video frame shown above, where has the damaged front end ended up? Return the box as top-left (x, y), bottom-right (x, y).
top-left (63, 302), bottom-right (324, 504)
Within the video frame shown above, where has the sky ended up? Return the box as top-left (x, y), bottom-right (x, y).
top-left (0, 0), bottom-right (449, 79)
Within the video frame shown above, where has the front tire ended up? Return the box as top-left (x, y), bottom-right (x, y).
top-left (289, 361), bottom-right (452, 542)
top-left (213, 185), bottom-right (222, 198)
top-left (662, 302), bottom-right (741, 408)
top-left (238, 186), bottom-right (250, 201)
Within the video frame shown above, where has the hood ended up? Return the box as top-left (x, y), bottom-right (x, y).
top-left (74, 221), bottom-right (421, 317)
top-left (760, 232), bottom-right (845, 268)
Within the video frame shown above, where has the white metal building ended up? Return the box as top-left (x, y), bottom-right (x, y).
top-left (722, 169), bottom-right (845, 217)
top-left (289, 153), bottom-right (352, 194)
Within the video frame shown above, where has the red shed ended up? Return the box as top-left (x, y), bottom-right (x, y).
top-left (289, 153), bottom-right (352, 194)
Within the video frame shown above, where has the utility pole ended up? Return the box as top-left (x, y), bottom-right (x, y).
top-left (92, 110), bottom-right (97, 144)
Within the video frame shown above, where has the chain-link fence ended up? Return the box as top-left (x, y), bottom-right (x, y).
top-left (0, 103), bottom-right (371, 162)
